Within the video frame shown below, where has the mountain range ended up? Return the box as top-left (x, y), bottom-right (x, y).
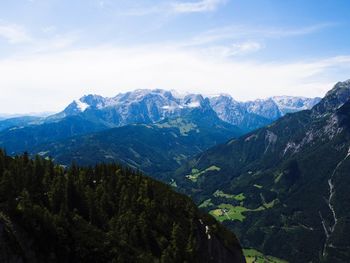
top-left (0, 89), bottom-right (318, 179)
top-left (0, 89), bottom-right (320, 134)
top-left (0, 84), bottom-right (343, 263)
top-left (49, 89), bottom-right (320, 133)
top-left (210, 94), bottom-right (320, 132)
top-left (173, 80), bottom-right (350, 262)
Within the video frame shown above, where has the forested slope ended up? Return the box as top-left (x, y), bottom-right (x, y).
top-left (0, 151), bottom-right (245, 263)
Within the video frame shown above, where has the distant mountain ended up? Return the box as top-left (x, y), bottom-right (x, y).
top-left (209, 96), bottom-right (272, 132)
top-left (0, 116), bottom-right (43, 132)
top-left (210, 94), bottom-right (320, 132)
top-left (271, 96), bottom-right (321, 115)
top-left (0, 151), bottom-right (245, 262)
top-left (0, 88), bottom-right (321, 187)
top-left (31, 105), bottom-right (241, 180)
top-left (0, 116), bottom-right (108, 154)
top-left (0, 89), bottom-right (318, 147)
top-left (48, 89), bottom-right (208, 128)
top-left (0, 112), bottom-right (54, 124)
top-left (174, 80), bottom-right (350, 262)
top-left (46, 89), bottom-right (319, 133)
top-left (313, 79), bottom-right (350, 114)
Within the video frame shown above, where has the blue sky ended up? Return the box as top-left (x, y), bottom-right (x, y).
top-left (0, 0), bottom-right (350, 113)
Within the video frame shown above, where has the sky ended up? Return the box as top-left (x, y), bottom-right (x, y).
top-left (0, 0), bottom-right (350, 114)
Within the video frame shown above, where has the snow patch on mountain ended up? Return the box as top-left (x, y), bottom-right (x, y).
top-left (50, 89), bottom-right (321, 133)
top-left (75, 100), bottom-right (89, 112)
top-left (185, 101), bottom-right (201, 108)
top-left (272, 96), bottom-right (321, 115)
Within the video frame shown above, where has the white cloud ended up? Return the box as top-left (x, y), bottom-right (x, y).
top-left (187, 23), bottom-right (335, 46)
top-left (0, 23), bottom-right (32, 44)
top-left (32, 34), bottom-right (78, 52)
top-left (203, 41), bottom-right (263, 57)
top-left (122, 0), bottom-right (227, 16)
top-left (42, 26), bottom-right (57, 34)
top-left (122, 5), bottom-right (165, 16)
top-left (0, 44), bottom-right (349, 113)
top-left (230, 41), bottom-right (262, 55)
top-left (0, 22), bottom-right (76, 52)
top-left (171, 0), bottom-right (227, 13)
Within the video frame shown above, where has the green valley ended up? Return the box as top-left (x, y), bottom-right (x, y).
top-left (186, 166), bottom-right (221, 182)
top-left (174, 81), bottom-right (350, 262)
top-left (243, 249), bottom-right (288, 263)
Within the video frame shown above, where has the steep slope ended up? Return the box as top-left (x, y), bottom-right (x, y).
top-left (209, 95), bottom-right (272, 132)
top-left (31, 106), bottom-right (241, 180)
top-left (175, 80), bottom-right (350, 262)
top-left (0, 151), bottom-right (245, 263)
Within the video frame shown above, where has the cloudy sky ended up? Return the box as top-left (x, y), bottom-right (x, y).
top-left (0, 0), bottom-right (350, 114)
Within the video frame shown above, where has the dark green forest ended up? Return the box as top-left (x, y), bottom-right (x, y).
top-left (0, 150), bottom-right (244, 263)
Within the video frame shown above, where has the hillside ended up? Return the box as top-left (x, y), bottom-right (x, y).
top-left (174, 80), bottom-right (350, 262)
top-left (30, 106), bottom-right (241, 180)
top-left (0, 116), bottom-right (42, 132)
top-left (0, 151), bottom-right (245, 263)
top-left (0, 116), bottom-right (108, 154)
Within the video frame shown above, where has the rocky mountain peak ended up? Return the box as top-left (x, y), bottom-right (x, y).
top-left (272, 96), bottom-right (321, 115)
top-left (210, 94), bottom-right (239, 106)
top-left (313, 79), bottom-right (350, 114)
top-left (244, 98), bottom-right (281, 120)
top-left (48, 88), bottom-right (321, 133)
top-left (183, 94), bottom-right (206, 108)
top-left (80, 94), bottom-right (106, 108)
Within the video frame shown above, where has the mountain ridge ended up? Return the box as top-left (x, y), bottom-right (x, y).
top-left (173, 79), bottom-right (350, 262)
top-left (29, 106), bottom-right (242, 180)
top-left (47, 89), bottom-right (321, 133)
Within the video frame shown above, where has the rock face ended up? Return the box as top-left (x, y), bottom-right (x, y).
top-left (48, 89), bottom-right (319, 132)
top-left (313, 80), bottom-right (350, 114)
top-left (210, 94), bottom-right (320, 132)
top-left (209, 95), bottom-right (271, 133)
top-left (272, 96), bottom-right (321, 115)
top-left (49, 89), bottom-right (207, 127)
top-left (174, 80), bottom-right (350, 263)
